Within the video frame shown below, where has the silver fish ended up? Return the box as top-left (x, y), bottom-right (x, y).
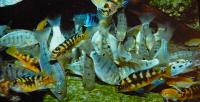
top-left (1, 63), bottom-right (36, 81)
top-left (0, 29), bottom-right (38, 48)
top-left (48, 16), bottom-right (66, 52)
top-left (116, 12), bottom-right (127, 41)
top-left (81, 50), bottom-right (95, 90)
top-left (90, 51), bottom-right (120, 85)
top-left (154, 24), bottom-right (174, 64)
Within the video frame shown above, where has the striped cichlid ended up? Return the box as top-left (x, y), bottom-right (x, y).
top-left (51, 30), bottom-right (89, 59)
top-left (161, 83), bottom-right (200, 101)
top-left (6, 47), bottom-right (40, 73)
top-left (10, 75), bottom-right (55, 93)
top-left (117, 65), bottom-right (171, 92)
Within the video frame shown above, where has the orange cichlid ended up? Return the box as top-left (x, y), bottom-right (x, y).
top-left (117, 65), bottom-right (171, 92)
top-left (166, 76), bottom-right (198, 88)
top-left (6, 47), bottom-right (40, 73)
top-left (161, 83), bottom-right (200, 101)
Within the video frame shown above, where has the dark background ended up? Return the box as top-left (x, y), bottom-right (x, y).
top-left (0, 0), bottom-right (97, 30)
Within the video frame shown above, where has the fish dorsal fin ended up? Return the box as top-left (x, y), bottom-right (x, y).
top-left (34, 27), bottom-right (51, 43)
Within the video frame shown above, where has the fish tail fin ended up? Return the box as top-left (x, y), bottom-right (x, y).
top-left (160, 23), bottom-right (174, 42)
top-left (47, 16), bottom-right (61, 27)
top-left (6, 47), bottom-right (18, 57)
top-left (139, 13), bottom-right (155, 24)
top-left (34, 27), bottom-right (51, 43)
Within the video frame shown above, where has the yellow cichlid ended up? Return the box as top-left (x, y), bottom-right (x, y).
top-left (10, 75), bottom-right (55, 93)
top-left (184, 38), bottom-right (200, 47)
top-left (6, 47), bottom-right (40, 73)
top-left (51, 30), bottom-right (89, 59)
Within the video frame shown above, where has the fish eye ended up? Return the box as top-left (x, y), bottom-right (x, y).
top-left (172, 66), bottom-right (176, 69)
top-left (8, 64), bottom-right (12, 68)
top-left (104, 3), bottom-right (109, 8)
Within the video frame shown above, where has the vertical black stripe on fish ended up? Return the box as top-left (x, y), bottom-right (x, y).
top-left (181, 89), bottom-right (187, 98)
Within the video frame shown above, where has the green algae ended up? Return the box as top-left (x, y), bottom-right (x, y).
top-left (43, 76), bottom-right (164, 102)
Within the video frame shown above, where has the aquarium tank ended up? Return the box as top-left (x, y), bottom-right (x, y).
top-left (0, 0), bottom-right (200, 102)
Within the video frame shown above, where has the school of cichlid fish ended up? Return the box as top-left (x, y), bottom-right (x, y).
top-left (1, 0), bottom-right (200, 102)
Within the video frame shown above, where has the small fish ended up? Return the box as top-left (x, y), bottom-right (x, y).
top-left (117, 65), bottom-right (171, 92)
top-left (10, 75), bottom-right (54, 93)
top-left (169, 50), bottom-right (200, 61)
top-left (50, 62), bottom-right (66, 100)
top-left (154, 24), bottom-right (174, 64)
top-left (0, 0), bottom-right (22, 7)
top-left (6, 47), bottom-right (40, 73)
top-left (91, 30), bottom-right (103, 54)
top-left (2, 63), bottom-right (36, 81)
top-left (97, 1), bottom-right (119, 17)
top-left (73, 13), bottom-right (99, 33)
top-left (135, 13), bottom-right (154, 55)
top-left (36, 18), bottom-right (48, 31)
top-left (161, 84), bottom-right (200, 101)
top-left (0, 29), bottom-right (39, 48)
top-left (166, 76), bottom-right (198, 88)
top-left (169, 59), bottom-right (193, 76)
top-left (116, 11), bottom-right (127, 41)
top-left (48, 16), bottom-right (66, 52)
top-left (90, 51), bottom-right (120, 85)
top-left (51, 30), bottom-right (89, 59)
top-left (81, 50), bottom-right (95, 90)
top-left (34, 27), bottom-right (52, 74)
top-left (184, 38), bottom-right (200, 47)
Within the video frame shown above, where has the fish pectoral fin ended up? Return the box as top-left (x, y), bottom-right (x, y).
top-left (169, 85), bottom-right (182, 92)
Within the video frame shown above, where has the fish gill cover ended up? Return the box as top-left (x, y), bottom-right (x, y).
top-left (0, 0), bottom-right (200, 102)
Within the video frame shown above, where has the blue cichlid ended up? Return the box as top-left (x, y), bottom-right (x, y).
top-left (90, 51), bottom-right (120, 85)
top-left (1, 63), bottom-right (36, 81)
top-left (0, 29), bottom-right (39, 48)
